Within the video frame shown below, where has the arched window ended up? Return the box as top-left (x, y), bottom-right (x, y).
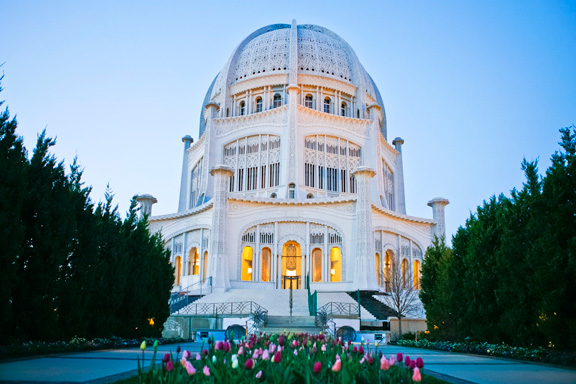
top-left (312, 248), bottom-right (322, 282)
top-left (330, 247), bottom-right (342, 282)
top-left (261, 248), bottom-right (271, 282)
top-left (402, 259), bottom-right (409, 289)
top-left (241, 246), bottom-right (253, 281)
top-left (203, 251), bottom-right (209, 282)
top-left (189, 248), bottom-right (199, 275)
top-left (384, 250), bottom-right (393, 292)
top-left (304, 94), bottom-right (313, 109)
top-left (174, 256), bottom-right (182, 286)
top-left (375, 253), bottom-right (381, 285)
top-left (289, 182), bottom-right (296, 199)
top-left (324, 97), bottom-right (331, 113)
top-left (239, 100), bottom-right (246, 116)
top-left (307, 193), bottom-right (314, 199)
top-left (273, 93), bottom-right (282, 108)
top-left (413, 260), bottom-right (421, 289)
top-left (255, 97), bottom-right (263, 113)
top-left (341, 102), bottom-right (347, 117)
top-left (226, 108), bottom-right (230, 117)
top-left (356, 109), bottom-right (360, 118)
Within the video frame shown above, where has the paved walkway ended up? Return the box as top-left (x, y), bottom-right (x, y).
top-left (0, 343), bottom-right (575, 384)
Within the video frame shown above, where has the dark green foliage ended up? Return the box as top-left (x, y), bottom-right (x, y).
top-left (0, 83), bottom-right (173, 344)
top-left (421, 126), bottom-right (576, 350)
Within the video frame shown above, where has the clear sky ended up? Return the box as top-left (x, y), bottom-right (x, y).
top-left (1, 0), bottom-right (575, 240)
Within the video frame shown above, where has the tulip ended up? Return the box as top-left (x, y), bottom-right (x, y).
top-left (273, 351), bottom-right (282, 363)
top-left (203, 365), bottom-right (210, 376)
top-left (232, 354), bottom-right (238, 362)
top-left (238, 346), bottom-right (244, 355)
top-left (224, 341), bottom-right (231, 352)
top-left (336, 353), bottom-right (341, 361)
top-left (269, 343), bottom-right (276, 353)
top-left (389, 357), bottom-right (396, 365)
top-left (176, 346), bottom-right (181, 354)
top-left (380, 357), bottom-right (390, 370)
top-left (163, 353), bottom-right (170, 363)
top-left (359, 346), bottom-right (364, 355)
top-left (405, 356), bottom-right (411, 366)
top-left (353, 346), bottom-right (358, 353)
top-left (202, 349), bottom-right (208, 356)
top-left (252, 350), bottom-right (260, 359)
top-left (180, 357), bottom-right (187, 368)
top-left (196, 352), bottom-right (201, 360)
top-left (278, 335), bottom-right (285, 346)
top-left (410, 360), bottom-right (416, 369)
top-left (216, 341), bottom-right (223, 350)
top-left (294, 349), bottom-right (298, 356)
top-left (367, 355), bottom-right (374, 365)
top-left (245, 358), bottom-right (254, 369)
top-left (140, 341), bottom-right (146, 351)
top-left (413, 367), bottom-right (422, 382)
top-left (212, 355), bottom-right (217, 363)
top-left (153, 340), bottom-right (159, 349)
top-left (321, 344), bottom-right (327, 352)
top-left (313, 361), bottom-right (321, 373)
top-left (360, 357), bottom-right (365, 364)
top-left (375, 341), bottom-right (380, 347)
top-left (255, 370), bottom-right (262, 379)
top-left (331, 359), bottom-right (341, 372)
top-left (416, 357), bottom-right (424, 368)
top-left (312, 346), bottom-right (317, 354)
top-left (185, 361), bottom-right (196, 375)
top-left (396, 353), bottom-right (403, 362)
top-left (183, 350), bottom-right (191, 359)
top-left (166, 360), bottom-right (174, 371)
top-left (378, 350), bottom-right (383, 359)
top-left (232, 359), bottom-right (239, 369)
top-left (262, 350), bottom-right (270, 360)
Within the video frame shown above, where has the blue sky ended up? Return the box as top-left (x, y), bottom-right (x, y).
top-left (1, 0), bottom-right (575, 240)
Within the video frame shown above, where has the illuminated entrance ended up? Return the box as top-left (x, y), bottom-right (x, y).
top-left (281, 241), bottom-right (302, 289)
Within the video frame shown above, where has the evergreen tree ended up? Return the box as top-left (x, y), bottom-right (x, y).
top-left (0, 78), bottom-right (27, 341)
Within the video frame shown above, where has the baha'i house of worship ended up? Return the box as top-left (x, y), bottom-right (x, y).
top-left (138, 21), bottom-right (448, 340)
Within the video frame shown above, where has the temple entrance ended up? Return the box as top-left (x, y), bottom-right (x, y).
top-left (281, 241), bottom-right (302, 289)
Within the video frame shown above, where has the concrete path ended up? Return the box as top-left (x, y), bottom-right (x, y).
top-left (0, 342), bottom-right (575, 384)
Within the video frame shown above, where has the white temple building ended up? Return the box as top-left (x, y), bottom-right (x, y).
top-left (141, 21), bottom-right (448, 302)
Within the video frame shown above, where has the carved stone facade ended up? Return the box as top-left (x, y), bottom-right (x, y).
top-left (145, 21), bottom-right (448, 293)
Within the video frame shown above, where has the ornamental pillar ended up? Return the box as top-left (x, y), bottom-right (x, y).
top-left (352, 166), bottom-right (377, 290)
top-left (135, 194), bottom-right (157, 219)
top-left (208, 165), bottom-right (234, 292)
top-left (427, 198), bottom-right (450, 239)
top-left (392, 137), bottom-right (407, 214)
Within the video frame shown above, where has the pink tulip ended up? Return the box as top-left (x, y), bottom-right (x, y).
top-left (331, 359), bottom-right (341, 372)
top-left (255, 370), bottom-right (262, 379)
top-left (294, 349), bottom-right (298, 356)
top-left (185, 361), bottom-right (196, 375)
top-left (238, 346), bottom-right (244, 355)
top-left (183, 350), bottom-right (191, 359)
top-left (252, 350), bottom-right (259, 359)
top-left (245, 358), bottom-right (254, 370)
top-left (195, 352), bottom-right (201, 360)
top-left (380, 357), bottom-right (390, 370)
top-left (360, 357), bottom-right (365, 364)
top-left (389, 357), bottom-right (396, 365)
top-left (413, 367), bottom-right (422, 382)
top-left (336, 353), bottom-right (341, 360)
top-left (203, 365), bottom-right (210, 376)
top-left (321, 344), bottom-right (327, 352)
top-left (262, 350), bottom-right (270, 360)
top-left (215, 341), bottom-right (223, 350)
top-left (269, 343), bottom-right (276, 353)
top-left (273, 351), bottom-right (282, 363)
top-left (416, 357), bottom-right (424, 368)
top-left (166, 360), bottom-right (174, 371)
top-left (313, 361), bottom-right (321, 373)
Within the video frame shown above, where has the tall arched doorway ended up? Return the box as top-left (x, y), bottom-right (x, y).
top-left (282, 241), bottom-right (302, 289)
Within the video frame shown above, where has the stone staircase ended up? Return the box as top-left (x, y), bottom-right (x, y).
top-left (260, 315), bottom-right (322, 335)
top-left (348, 291), bottom-right (395, 320)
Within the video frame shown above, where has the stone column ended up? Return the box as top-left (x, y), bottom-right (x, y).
top-left (392, 137), bottom-right (407, 214)
top-left (427, 198), bottom-right (450, 239)
top-left (208, 165), bottom-right (234, 292)
top-left (135, 194), bottom-right (157, 219)
top-left (178, 136), bottom-right (194, 212)
top-left (352, 166), bottom-right (377, 290)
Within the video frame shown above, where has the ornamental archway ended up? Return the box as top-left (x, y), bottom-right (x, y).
top-left (281, 241), bottom-right (302, 289)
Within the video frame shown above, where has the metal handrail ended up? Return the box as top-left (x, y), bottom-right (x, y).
top-left (174, 300), bottom-right (268, 323)
top-left (170, 277), bottom-right (212, 305)
top-left (317, 302), bottom-right (359, 317)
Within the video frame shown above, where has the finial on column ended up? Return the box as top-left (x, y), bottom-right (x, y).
top-left (427, 197), bottom-right (450, 239)
top-left (136, 194), bottom-right (158, 219)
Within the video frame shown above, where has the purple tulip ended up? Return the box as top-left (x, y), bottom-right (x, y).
top-left (163, 353), bottom-right (170, 363)
top-left (397, 353), bottom-right (403, 362)
top-left (313, 361), bottom-right (321, 373)
top-left (405, 356), bottom-right (411, 366)
top-left (245, 358), bottom-right (254, 369)
top-left (416, 357), bottom-right (424, 368)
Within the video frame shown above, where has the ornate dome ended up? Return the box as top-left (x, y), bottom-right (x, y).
top-left (199, 22), bottom-right (385, 137)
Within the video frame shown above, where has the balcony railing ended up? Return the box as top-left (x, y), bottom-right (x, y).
top-left (174, 301), bottom-right (268, 325)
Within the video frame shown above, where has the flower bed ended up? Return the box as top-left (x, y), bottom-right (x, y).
top-left (139, 334), bottom-right (429, 383)
top-left (397, 339), bottom-right (576, 367)
top-left (0, 336), bottom-right (187, 360)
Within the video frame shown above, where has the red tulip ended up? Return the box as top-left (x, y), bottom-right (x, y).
top-left (359, 346), bottom-right (364, 355)
top-left (313, 361), bottom-right (321, 373)
top-left (245, 358), bottom-right (254, 370)
top-left (396, 353), bottom-right (403, 362)
top-left (166, 360), bottom-right (174, 371)
top-left (273, 351), bottom-right (282, 363)
top-left (405, 356), bottom-right (411, 366)
top-left (163, 353), bottom-right (170, 363)
top-left (416, 357), bottom-right (424, 368)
